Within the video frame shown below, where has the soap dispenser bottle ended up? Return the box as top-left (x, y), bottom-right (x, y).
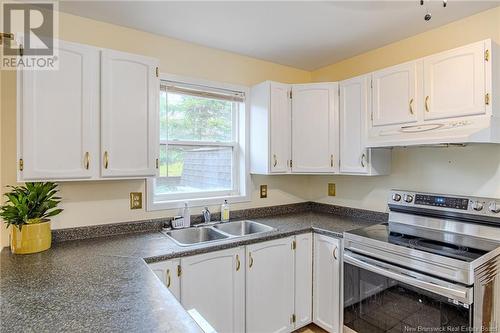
top-left (221, 200), bottom-right (230, 222)
top-left (182, 203), bottom-right (191, 228)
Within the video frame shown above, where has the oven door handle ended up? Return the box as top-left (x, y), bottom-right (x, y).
top-left (344, 251), bottom-right (473, 305)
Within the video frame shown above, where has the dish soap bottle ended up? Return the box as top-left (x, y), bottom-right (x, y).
top-left (182, 203), bottom-right (191, 228)
top-left (221, 200), bottom-right (230, 222)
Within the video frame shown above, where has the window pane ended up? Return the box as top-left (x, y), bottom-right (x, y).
top-left (160, 89), bottom-right (168, 141)
top-left (166, 92), bottom-right (234, 142)
top-left (156, 145), bottom-right (233, 195)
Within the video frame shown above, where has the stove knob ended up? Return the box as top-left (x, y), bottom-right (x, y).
top-left (472, 201), bottom-right (484, 211)
top-left (403, 194), bottom-right (414, 203)
top-left (392, 193), bottom-right (402, 202)
top-left (489, 202), bottom-right (500, 213)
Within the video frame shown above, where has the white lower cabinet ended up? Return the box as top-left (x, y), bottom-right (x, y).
top-left (294, 233), bottom-right (313, 329)
top-left (180, 247), bottom-right (245, 333)
top-left (149, 259), bottom-right (181, 300)
top-left (246, 237), bottom-right (295, 333)
top-left (313, 234), bottom-right (341, 333)
top-left (150, 233), bottom-right (328, 333)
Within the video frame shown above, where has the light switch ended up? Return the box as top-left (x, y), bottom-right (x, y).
top-left (130, 192), bottom-right (143, 209)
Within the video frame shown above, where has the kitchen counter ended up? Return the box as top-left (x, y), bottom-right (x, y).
top-left (0, 211), bottom-right (382, 332)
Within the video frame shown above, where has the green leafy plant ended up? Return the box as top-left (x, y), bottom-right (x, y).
top-left (0, 182), bottom-right (63, 230)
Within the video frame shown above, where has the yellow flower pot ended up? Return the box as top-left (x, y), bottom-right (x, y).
top-left (10, 220), bottom-right (51, 254)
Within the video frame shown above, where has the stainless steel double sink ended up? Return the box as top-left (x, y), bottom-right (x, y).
top-left (163, 220), bottom-right (275, 246)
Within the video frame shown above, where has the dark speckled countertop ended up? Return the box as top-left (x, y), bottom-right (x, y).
top-left (0, 210), bottom-right (383, 332)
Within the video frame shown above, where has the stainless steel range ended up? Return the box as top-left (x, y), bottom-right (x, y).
top-left (343, 190), bottom-right (500, 333)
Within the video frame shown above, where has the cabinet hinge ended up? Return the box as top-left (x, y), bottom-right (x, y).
top-left (370, 79), bottom-right (373, 89)
top-left (485, 49), bottom-right (490, 62)
top-left (371, 112), bottom-right (374, 121)
top-left (289, 90), bottom-right (292, 99)
top-left (177, 265), bottom-right (182, 277)
top-left (289, 159), bottom-right (293, 168)
top-left (485, 93), bottom-right (490, 106)
top-left (18, 158), bottom-right (24, 171)
top-left (19, 44), bottom-right (23, 57)
top-left (155, 67), bottom-right (159, 77)
top-left (155, 158), bottom-right (159, 169)
top-left (291, 314), bottom-right (296, 324)
top-left (338, 87), bottom-right (340, 97)
top-left (291, 240), bottom-right (296, 250)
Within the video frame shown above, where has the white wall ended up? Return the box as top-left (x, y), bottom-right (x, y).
top-left (309, 145), bottom-right (500, 212)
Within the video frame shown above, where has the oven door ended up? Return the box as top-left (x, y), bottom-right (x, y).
top-left (343, 250), bottom-right (473, 333)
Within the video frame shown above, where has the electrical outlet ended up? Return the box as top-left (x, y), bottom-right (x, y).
top-left (130, 192), bottom-right (143, 209)
top-left (260, 185), bottom-right (268, 198)
top-left (328, 183), bottom-right (336, 196)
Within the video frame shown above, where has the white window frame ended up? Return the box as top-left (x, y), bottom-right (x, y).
top-left (147, 73), bottom-right (250, 211)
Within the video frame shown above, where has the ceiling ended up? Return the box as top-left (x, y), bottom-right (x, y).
top-left (59, 1), bottom-right (500, 71)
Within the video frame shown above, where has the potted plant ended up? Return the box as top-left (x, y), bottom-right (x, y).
top-left (0, 182), bottom-right (63, 254)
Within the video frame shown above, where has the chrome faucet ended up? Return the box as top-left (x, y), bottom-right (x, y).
top-left (202, 207), bottom-right (211, 223)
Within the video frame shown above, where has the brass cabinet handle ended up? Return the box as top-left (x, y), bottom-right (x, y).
top-left (425, 96), bottom-right (430, 112)
top-left (361, 153), bottom-right (366, 168)
top-left (236, 254), bottom-right (241, 271)
top-left (409, 98), bottom-right (414, 115)
top-left (333, 246), bottom-right (338, 260)
top-left (330, 154), bottom-right (334, 168)
top-left (249, 252), bottom-right (253, 268)
top-left (273, 154), bottom-right (277, 167)
top-left (84, 152), bottom-right (90, 170)
top-left (166, 269), bottom-right (171, 288)
top-left (103, 151), bottom-right (109, 169)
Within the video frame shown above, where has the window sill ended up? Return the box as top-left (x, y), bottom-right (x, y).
top-left (146, 193), bottom-right (251, 211)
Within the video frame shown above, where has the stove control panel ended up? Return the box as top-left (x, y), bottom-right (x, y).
top-left (414, 194), bottom-right (469, 210)
top-left (389, 190), bottom-right (500, 223)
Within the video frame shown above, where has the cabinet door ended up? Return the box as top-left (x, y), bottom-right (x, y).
top-left (19, 40), bottom-right (99, 180)
top-left (149, 259), bottom-right (180, 300)
top-left (372, 61), bottom-right (419, 127)
top-left (339, 75), bottom-right (369, 174)
top-left (246, 237), bottom-right (295, 333)
top-left (269, 82), bottom-right (291, 173)
top-left (181, 247), bottom-right (245, 333)
top-left (101, 49), bottom-right (159, 177)
top-left (291, 83), bottom-right (339, 173)
top-left (294, 233), bottom-right (313, 329)
top-left (423, 41), bottom-right (486, 120)
top-left (313, 234), bottom-right (341, 333)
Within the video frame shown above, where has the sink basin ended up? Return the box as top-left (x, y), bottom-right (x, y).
top-left (165, 227), bottom-right (229, 246)
top-left (213, 220), bottom-right (275, 236)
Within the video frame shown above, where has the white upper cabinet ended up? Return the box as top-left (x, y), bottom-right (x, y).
top-left (18, 40), bottom-right (99, 181)
top-left (181, 247), bottom-right (245, 333)
top-left (250, 81), bottom-right (291, 174)
top-left (246, 237), bottom-right (295, 333)
top-left (291, 83), bottom-right (339, 173)
top-left (423, 40), bottom-right (486, 120)
top-left (340, 75), bottom-right (391, 175)
top-left (101, 49), bottom-right (159, 178)
top-left (17, 40), bottom-right (160, 181)
top-left (372, 61), bottom-right (419, 126)
top-left (367, 39), bottom-right (498, 147)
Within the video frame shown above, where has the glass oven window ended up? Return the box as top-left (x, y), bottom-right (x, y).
top-left (344, 263), bottom-right (472, 332)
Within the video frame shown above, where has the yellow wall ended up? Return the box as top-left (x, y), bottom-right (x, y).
top-left (0, 12), bottom-right (311, 247)
top-left (309, 6), bottom-right (500, 211)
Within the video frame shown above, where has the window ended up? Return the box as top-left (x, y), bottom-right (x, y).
top-left (147, 75), bottom-right (249, 210)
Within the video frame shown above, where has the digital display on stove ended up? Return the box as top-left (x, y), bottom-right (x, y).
top-left (414, 194), bottom-right (469, 210)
